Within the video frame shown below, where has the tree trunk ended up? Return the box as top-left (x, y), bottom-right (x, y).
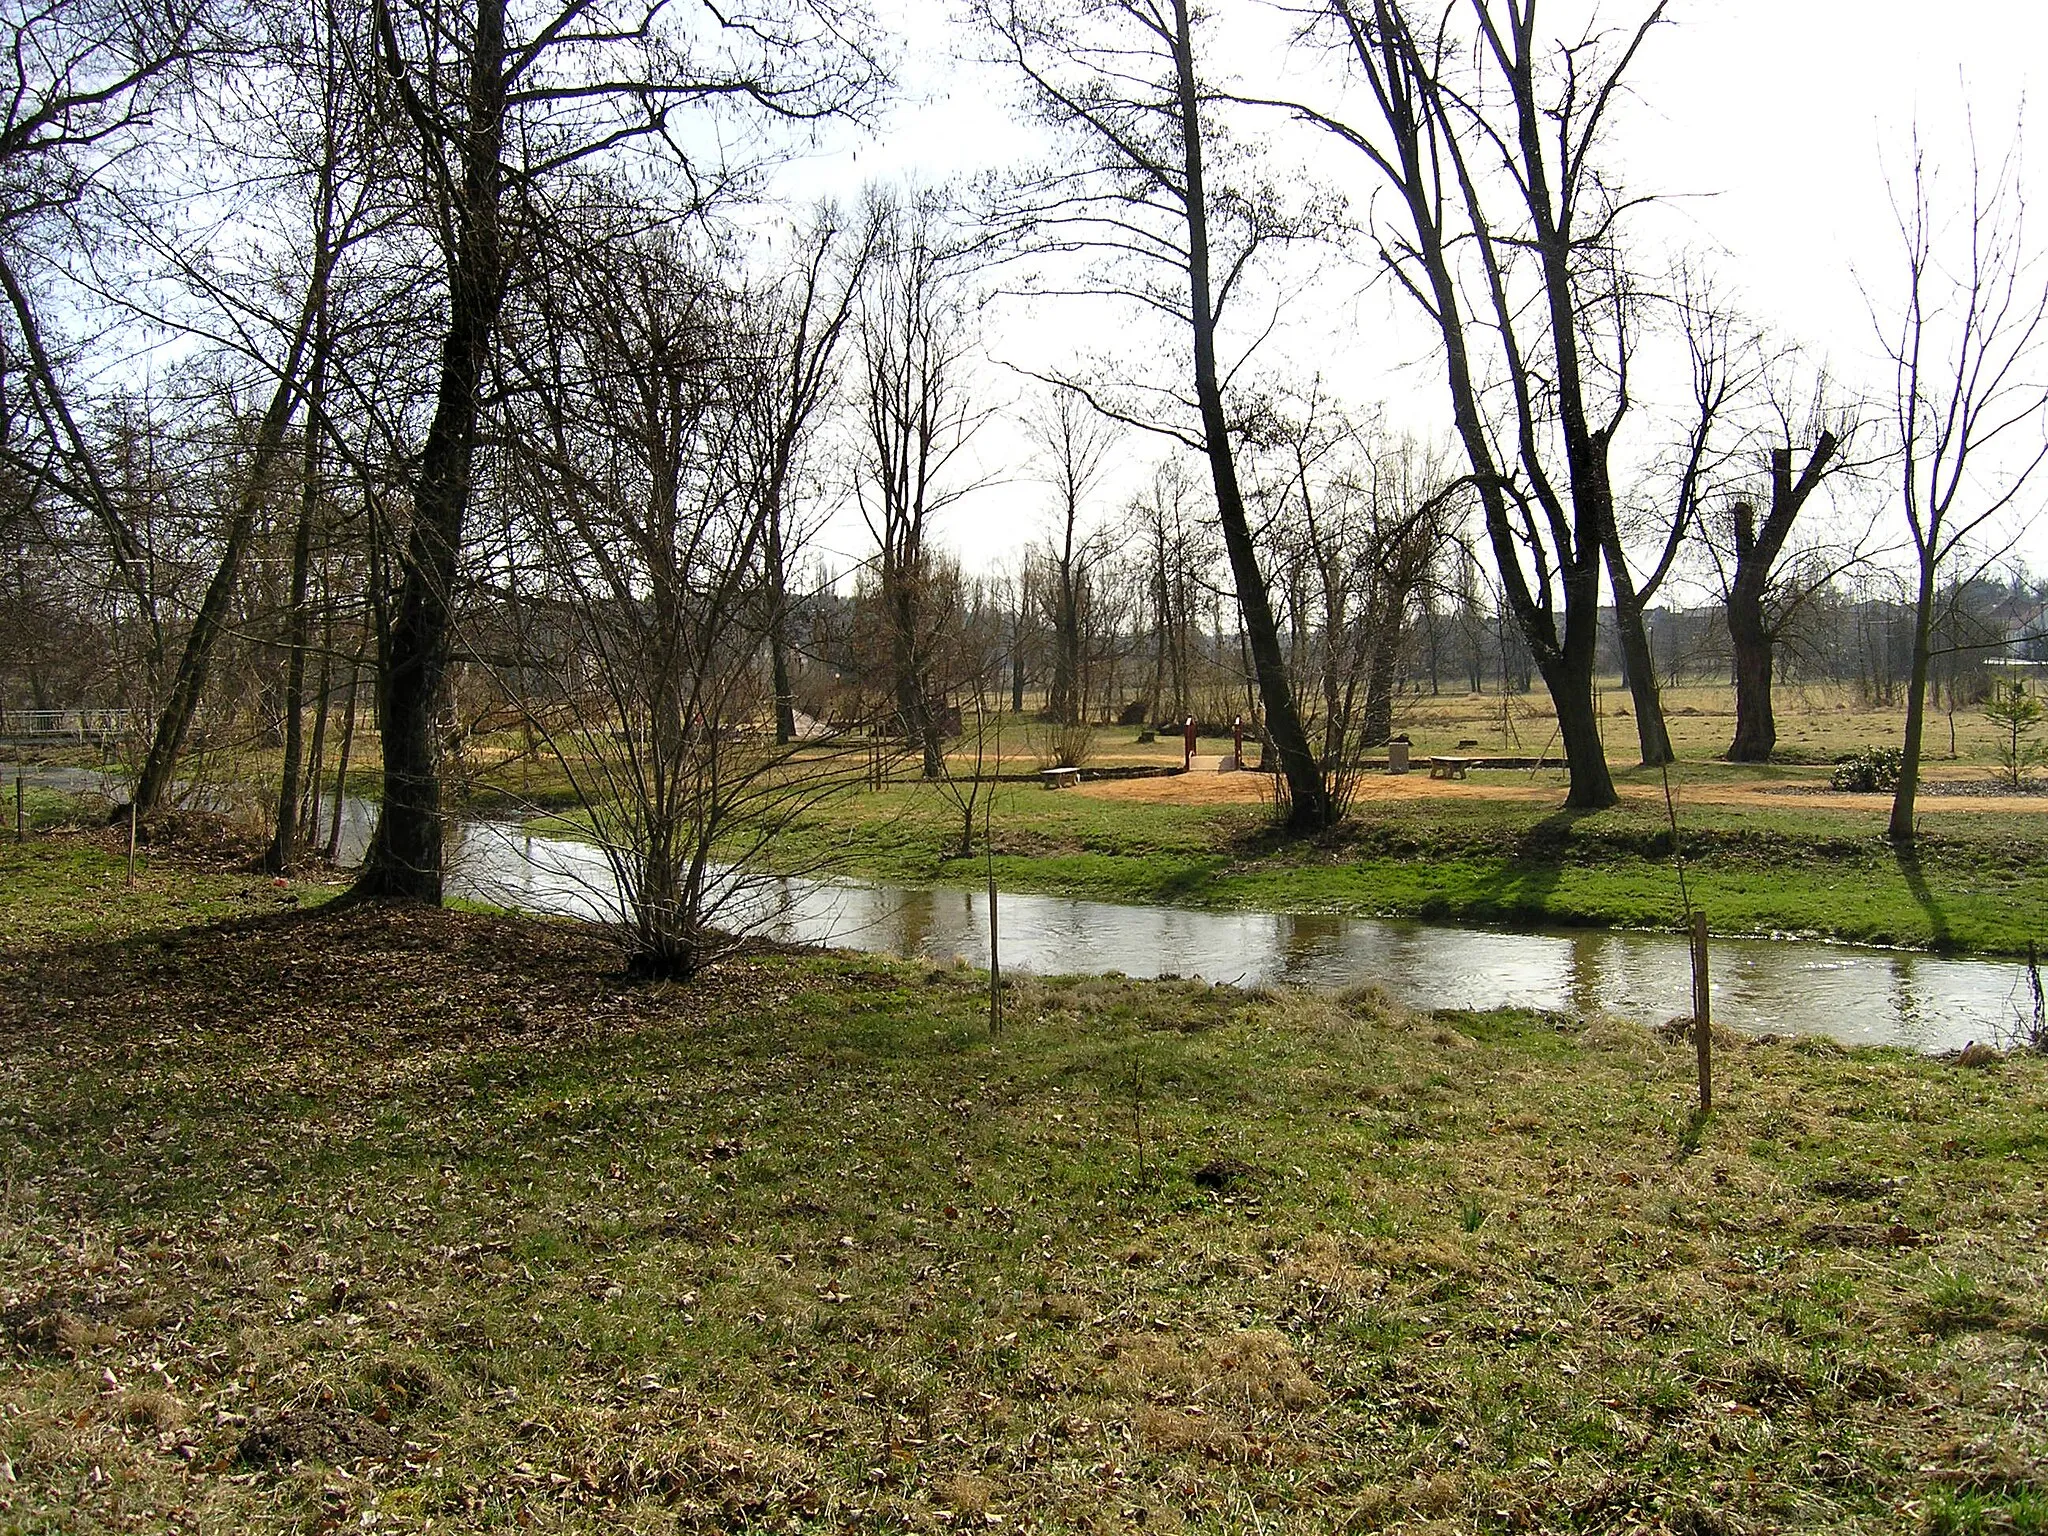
top-left (765, 510), bottom-right (797, 744)
top-left (1362, 613), bottom-right (1399, 748)
top-left (1545, 648), bottom-right (1612, 809)
top-left (1169, 0), bottom-right (1328, 829)
top-left (263, 314), bottom-right (328, 873)
top-left (299, 591), bottom-right (333, 851)
top-left (354, 0), bottom-right (507, 902)
top-left (1889, 559), bottom-right (1939, 843)
top-left (889, 577), bottom-right (941, 779)
top-left (132, 376), bottom-right (311, 819)
top-left (325, 647), bottom-right (360, 862)
top-left (1725, 575), bottom-right (1776, 762)
top-left (1601, 538), bottom-right (1675, 767)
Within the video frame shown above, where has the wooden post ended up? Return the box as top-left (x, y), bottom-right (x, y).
top-left (988, 875), bottom-right (1001, 1039)
top-left (14, 773), bottom-right (21, 843)
top-left (1690, 910), bottom-right (1711, 1112)
top-left (127, 796), bottom-right (138, 885)
top-left (1132, 1057), bottom-right (1145, 1189)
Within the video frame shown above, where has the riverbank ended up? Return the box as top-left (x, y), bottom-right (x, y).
top-left (3, 831), bottom-right (2045, 1533)
top-left (746, 761), bottom-right (2048, 959)
top-left (20, 684), bottom-right (2048, 959)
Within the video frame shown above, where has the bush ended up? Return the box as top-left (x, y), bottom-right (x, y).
top-left (1830, 747), bottom-right (1904, 793)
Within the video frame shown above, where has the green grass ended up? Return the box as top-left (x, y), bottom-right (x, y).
top-left (2, 833), bottom-right (2045, 1532)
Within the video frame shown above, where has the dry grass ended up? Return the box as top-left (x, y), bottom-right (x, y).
top-left (1, 834), bottom-right (2045, 1533)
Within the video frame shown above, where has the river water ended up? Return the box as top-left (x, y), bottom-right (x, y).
top-left (13, 766), bottom-right (2040, 1054)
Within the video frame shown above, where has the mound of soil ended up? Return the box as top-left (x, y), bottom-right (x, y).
top-left (236, 1407), bottom-right (396, 1468)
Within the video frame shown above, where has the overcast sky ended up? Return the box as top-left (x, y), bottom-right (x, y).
top-left (773, 1), bottom-right (2048, 589)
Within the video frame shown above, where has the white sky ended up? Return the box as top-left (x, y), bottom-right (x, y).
top-left (771, 0), bottom-right (2048, 591)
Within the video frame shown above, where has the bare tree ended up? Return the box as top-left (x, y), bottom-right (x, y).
top-left (975, 0), bottom-right (1336, 827)
top-left (0, 0), bottom-right (210, 677)
top-left (854, 185), bottom-right (986, 780)
top-left (504, 227), bottom-right (867, 977)
top-left (1029, 391), bottom-right (1117, 724)
top-left (744, 201), bottom-right (881, 745)
top-left (1704, 369), bottom-right (1863, 763)
top-left (1254, 395), bottom-right (1462, 804)
top-left (1877, 128), bottom-right (2048, 843)
top-left (1278, 0), bottom-right (1686, 805)
top-left (356, 0), bottom-right (882, 902)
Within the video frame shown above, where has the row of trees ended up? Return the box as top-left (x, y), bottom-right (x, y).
top-left (4, 0), bottom-right (2046, 969)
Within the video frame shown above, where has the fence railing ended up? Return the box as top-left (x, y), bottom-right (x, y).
top-left (0, 708), bottom-right (140, 741)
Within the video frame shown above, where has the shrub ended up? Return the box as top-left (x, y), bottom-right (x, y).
top-left (1830, 747), bottom-right (1904, 793)
top-left (1981, 679), bottom-right (2044, 789)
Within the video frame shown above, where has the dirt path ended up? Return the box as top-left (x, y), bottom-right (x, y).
top-left (1079, 766), bottom-right (2048, 817)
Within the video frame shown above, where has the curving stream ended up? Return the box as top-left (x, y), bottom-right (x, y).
top-left (12, 766), bottom-right (2040, 1054)
top-left (431, 813), bottom-right (2037, 1056)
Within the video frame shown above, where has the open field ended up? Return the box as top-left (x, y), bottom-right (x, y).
top-left (2, 830), bottom-right (2045, 1533)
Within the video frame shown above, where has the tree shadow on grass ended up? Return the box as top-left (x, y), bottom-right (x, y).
top-left (1454, 808), bottom-right (1607, 924)
top-left (1891, 841), bottom-right (1955, 951)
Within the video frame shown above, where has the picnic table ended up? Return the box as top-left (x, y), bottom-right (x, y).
top-left (1428, 756), bottom-right (1472, 780)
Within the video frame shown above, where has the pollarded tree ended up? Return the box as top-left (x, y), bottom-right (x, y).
top-left (1690, 334), bottom-right (1862, 763)
top-left (974, 0), bottom-right (1336, 828)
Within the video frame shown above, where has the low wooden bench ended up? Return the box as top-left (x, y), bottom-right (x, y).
top-left (1040, 766), bottom-right (1083, 790)
top-left (1428, 756), bottom-right (1472, 780)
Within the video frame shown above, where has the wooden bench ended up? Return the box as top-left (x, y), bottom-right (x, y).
top-left (1428, 756), bottom-right (1472, 780)
top-left (1040, 767), bottom-right (1083, 790)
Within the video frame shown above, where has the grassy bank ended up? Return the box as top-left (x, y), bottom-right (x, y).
top-left (2, 832), bottom-right (2045, 1533)
top-left (753, 764), bottom-right (2048, 958)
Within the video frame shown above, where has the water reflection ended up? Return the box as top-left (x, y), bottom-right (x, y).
top-left (10, 765), bottom-right (2037, 1054)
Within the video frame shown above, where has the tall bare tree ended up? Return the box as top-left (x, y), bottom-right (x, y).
top-left (854, 185), bottom-right (985, 780)
top-left (1029, 391), bottom-right (1117, 724)
top-left (745, 201), bottom-right (881, 745)
top-left (1878, 129), bottom-right (2048, 843)
top-left (976, 0), bottom-right (1335, 827)
top-left (356, 0), bottom-right (882, 902)
top-left (1276, 0), bottom-right (1685, 805)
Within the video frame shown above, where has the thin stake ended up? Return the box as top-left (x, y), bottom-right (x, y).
top-left (2026, 940), bottom-right (2045, 1052)
top-left (1659, 760), bottom-right (1692, 917)
top-left (14, 773), bottom-right (22, 843)
top-left (1132, 1057), bottom-right (1145, 1190)
top-left (1692, 910), bottom-right (1712, 1112)
top-left (126, 796), bottom-right (138, 885)
top-left (986, 704), bottom-right (1002, 1039)
top-left (1664, 761), bottom-right (1710, 1113)
top-left (988, 878), bottom-right (1001, 1038)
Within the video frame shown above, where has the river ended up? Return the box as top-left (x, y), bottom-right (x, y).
top-left (12, 766), bottom-right (2040, 1054)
